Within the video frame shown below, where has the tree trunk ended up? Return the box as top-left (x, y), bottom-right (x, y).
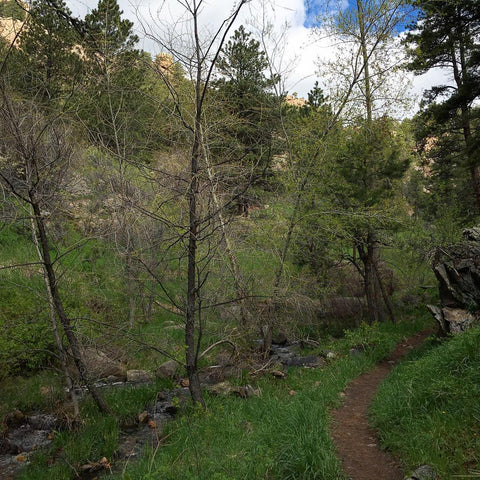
top-left (30, 198), bottom-right (111, 414)
top-left (358, 233), bottom-right (385, 324)
top-left (29, 210), bottom-right (79, 418)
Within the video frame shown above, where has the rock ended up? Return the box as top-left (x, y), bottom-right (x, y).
top-left (427, 305), bottom-right (476, 335)
top-left (349, 346), bottom-right (365, 357)
top-left (26, 415), bottom-right (59, 431)
top-left (405, 464), bottom-right (436, 480)
top-left (155, 360), bottom-right (179, 379)
top-left (3, 410), bottom-right (25, 428)
top-left (138, 411), bottom-right (149, 424)
top-left (0, 437), bottom-right (19, 454)
top-left (8, 425), bottom-right (52, 452)
top-left (321, 350), bottom-right (337, 361)
top-left (80, 347), bottom-right (126, 381)
top-left (442, 307), bottom-right (475, 333)
top-left (432, 228), bottom-right (480, 310)
top-left (206, 381), bottom-right (259, 398)
top-left (126, 370), bottom-right (154, 383)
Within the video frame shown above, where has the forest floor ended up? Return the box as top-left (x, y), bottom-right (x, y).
top-left (330, 329), bottom-right (432, 480)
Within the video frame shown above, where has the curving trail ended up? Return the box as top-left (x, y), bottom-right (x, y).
top-left (331, 330), bottom-right (431, 480)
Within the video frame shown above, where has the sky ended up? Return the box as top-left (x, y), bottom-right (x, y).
top-left (65, 0), bottom-right (448, 115)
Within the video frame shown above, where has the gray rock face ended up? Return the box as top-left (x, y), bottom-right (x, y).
top-left (430, 228), bottom-right (480, 334)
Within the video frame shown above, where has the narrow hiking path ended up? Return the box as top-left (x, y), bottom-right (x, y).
top-left (331, 330), bottom-right (432, 480)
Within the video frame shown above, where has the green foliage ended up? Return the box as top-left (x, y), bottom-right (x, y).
top-left (79, 0), bottom-right (163, 161)
top-left (84, 0), bottom-right (138, 58)
top-left (0, 0), bottom-right (26, 20)
top-left (0, 371), bottom-right (65, 419)
top-left (404, 0), bottom-right (480, 213)
top-left (214, 25), bottom-right (281, 188)
top-left (406, 109), bottom-right (478, 223)
top-left (14, 0), bottom-right (83, 103)
top-left (371, 327), bottom-right (480, 477)
top-left (106, 320), bottom-right (426, 480)
top-left (0, 225), bottom-right (56, 377)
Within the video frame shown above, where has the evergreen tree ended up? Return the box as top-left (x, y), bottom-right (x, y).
top-left (15, 0), bottom-right (82, 104)
top-left (84, 0), bottom-right (138, 63)
top-left (79, 0), bottom-right (159, 159)
top-left (404, 0), bottom-right (480, 211)
top-left (215, 25), bottom-right (280, 191)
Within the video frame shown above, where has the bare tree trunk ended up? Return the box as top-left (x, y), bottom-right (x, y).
top-left (29, 209), bottom-right (79, 418)
top-left (125, 251), bottom-right (136, 328)
top-left (185, 8), bottom-right (205, 406)
top-left (372, 261), bottom-right (396, 324)
top-left (30, 198), bottom-right (111, 414)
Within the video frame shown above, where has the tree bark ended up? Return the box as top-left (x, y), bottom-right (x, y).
top-left (29, 210), bottom-right (80, 418)
top-left (30, 198), bottom-right (111, 414)
top-left (358, 233), bottom-right (385, 324)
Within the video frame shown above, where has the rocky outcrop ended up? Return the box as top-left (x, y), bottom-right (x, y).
top-left (428, 227), bottom-right (480, 335)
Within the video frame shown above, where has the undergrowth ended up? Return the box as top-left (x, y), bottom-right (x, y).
top-left (371, 327), bottom-right (480, 478)
top-left (5, 315), bottom-right (430, 480)
top-left (104, 319), bottom-right (426, 480)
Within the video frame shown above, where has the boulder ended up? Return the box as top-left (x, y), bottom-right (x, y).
top-left (155, 360), bottom-right (179, 379)
top-left (126, 370), bottom-right (153, 383)
top-left (206, 381), bottom-right (260, 398)
top-left (427, 305), bottom-right (475, 335)
top-left (80, 347), bottom-right (126, 381)
top-left (432, 228), bottom-right (480, 310)
top-left (405, 465), bottom-right (436, 480)
top-left (427, 227), bottom-right (480, 334)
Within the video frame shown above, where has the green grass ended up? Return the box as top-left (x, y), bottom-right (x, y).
top-left (17, 379), bottom-right (173, 480)
top-left (108, 319), bottom-right (428, 480)
top-left (371, 327), bottom-right (480, 478)
top-left (0, 371), bottom-right (66, 420)
top-left (4, 314), bottom-right (429, 480)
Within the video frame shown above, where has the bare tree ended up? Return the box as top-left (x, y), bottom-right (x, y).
top-left (138, 0), bottom-right (250, 406)
top-left (0, 92), bottom-right (110, 413)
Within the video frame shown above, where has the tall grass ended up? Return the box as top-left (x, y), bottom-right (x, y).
top-left (110, 319), bottom-right (428, 480)
top-left (371, 327), bottom-right (480, 477)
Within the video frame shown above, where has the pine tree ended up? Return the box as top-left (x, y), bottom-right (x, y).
top-left (405, 0), bottom-right (480, 210)
top-left (15, 0), bottom-right (82, 104)
top-left (215, 25), bottom-right (280, 191)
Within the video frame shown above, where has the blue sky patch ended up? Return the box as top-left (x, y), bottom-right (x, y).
top-left (303, 0), bottom-right (414, 33)
top-left (303, 0), bottom-right (323, 28)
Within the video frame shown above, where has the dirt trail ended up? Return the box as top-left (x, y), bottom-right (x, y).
top-left (331, 330), bottom-right (431, 480)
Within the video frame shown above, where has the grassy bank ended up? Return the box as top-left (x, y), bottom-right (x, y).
top-left (371, 327), bottom-right (480, 478)
top-left (6, 317), bottom-right (429, 480)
